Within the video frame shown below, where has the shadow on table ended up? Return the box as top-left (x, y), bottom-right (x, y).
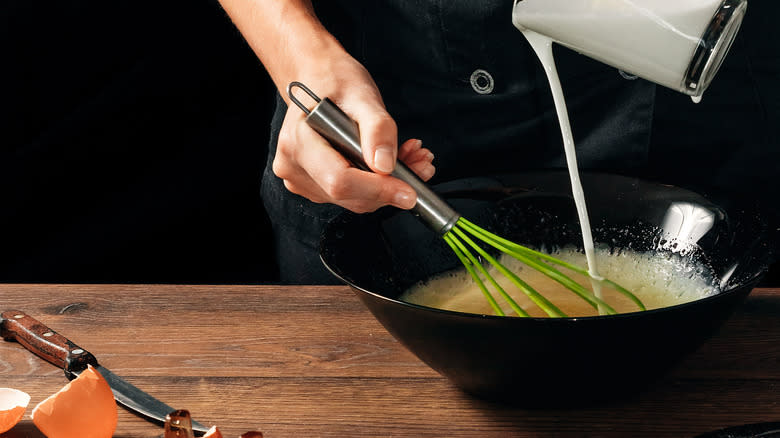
top-left (4, 421), bottom-right (161, 438)
top-left (2, 422), bottom-right (45, 438)
top-left (456, 293), bottom-right (780, 437)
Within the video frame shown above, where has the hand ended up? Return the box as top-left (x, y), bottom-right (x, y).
top-left (273, 56), bottom-right (435, 213)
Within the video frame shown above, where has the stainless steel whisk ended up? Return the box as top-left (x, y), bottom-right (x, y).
top-left (287, 82), bottom-right (645, 317)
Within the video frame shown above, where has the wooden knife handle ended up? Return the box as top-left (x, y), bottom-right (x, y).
top-left (0, 310), bottom-right (98, 374)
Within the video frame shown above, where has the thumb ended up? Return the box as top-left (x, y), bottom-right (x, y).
top-left (357, 110), bottom-right (398, 175)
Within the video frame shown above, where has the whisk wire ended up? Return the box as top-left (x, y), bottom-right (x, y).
top-left (443, 234), bottom-right (506, 316)
top-left (602, 280), bottom-right (647, 311)
top-left (458, 218), bottom-right (646, 312)
top-left (448, 230), bottom-right (532, 317)
top-left (451, 224), bottom-right (565, 317)
top-left (458, 219), bottom-right (623, 313)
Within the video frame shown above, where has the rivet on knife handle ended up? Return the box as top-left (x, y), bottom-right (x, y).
top-left (1, 310), bottom-right (98, 376)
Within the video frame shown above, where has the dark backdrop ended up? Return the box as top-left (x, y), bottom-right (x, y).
top-left (1, 1), bottom-right (777, 285)
top-left (1, 0), bottom-right (278, 283)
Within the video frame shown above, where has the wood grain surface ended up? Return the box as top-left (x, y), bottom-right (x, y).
top-left (1, 284), bottom-right (780, 437)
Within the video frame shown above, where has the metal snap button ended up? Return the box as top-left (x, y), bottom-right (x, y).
top-left (470, 69), bottom-right (494, 94)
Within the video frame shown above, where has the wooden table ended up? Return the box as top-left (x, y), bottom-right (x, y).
top-left (1, 284), bottom-right (780, 437)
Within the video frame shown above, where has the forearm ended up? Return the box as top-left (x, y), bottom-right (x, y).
top-left (217, 0), bottom-right (435, 210)
top-left (217, 0), bottom-right (347, 99)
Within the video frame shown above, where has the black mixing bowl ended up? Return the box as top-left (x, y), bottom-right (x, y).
top-left (320, 172), bottom-right (773, 405)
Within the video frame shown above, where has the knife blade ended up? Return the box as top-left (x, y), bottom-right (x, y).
top-left (694, 422), bottom-right (780, 438)
top-left (0, 309), bottom-right (210, 435)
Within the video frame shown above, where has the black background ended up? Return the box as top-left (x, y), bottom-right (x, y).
top-left (1, 0), bottom-right (277, 283)
top-left (1, 1), bottom-right (777, 285)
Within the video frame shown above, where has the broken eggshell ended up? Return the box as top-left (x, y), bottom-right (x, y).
top-left (0, 387), bottom-right (31, 434)
top-left (31, 364), bottom-right (118, 438)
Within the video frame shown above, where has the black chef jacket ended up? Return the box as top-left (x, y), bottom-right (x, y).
top-left (262, 1), bottom-right (656, 284)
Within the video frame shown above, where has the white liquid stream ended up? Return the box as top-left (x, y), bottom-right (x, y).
top-left (522, 30), bottom-right (606, 311)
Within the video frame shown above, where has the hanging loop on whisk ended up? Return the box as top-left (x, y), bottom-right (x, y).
top-left (287, 81), bottom-right (320, 115)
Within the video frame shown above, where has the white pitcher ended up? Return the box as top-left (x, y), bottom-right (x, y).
top-left (512, 0), bottom-right (747, 98)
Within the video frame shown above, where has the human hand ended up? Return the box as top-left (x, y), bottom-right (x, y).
top-left (273, 57), bottom-right (435, 213)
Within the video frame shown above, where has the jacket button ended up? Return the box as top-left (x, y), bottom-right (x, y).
top-left (470, 69), bottom-right (494, 94)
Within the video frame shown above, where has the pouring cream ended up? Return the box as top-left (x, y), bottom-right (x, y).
top-left (521, 30), bottom-right (608, 310)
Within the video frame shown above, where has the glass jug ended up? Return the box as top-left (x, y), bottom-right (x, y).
top-left (512, 0), bottom-right (747, 98)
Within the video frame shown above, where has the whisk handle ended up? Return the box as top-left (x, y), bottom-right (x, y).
top-left (288, 82), bottom-right (459, 235)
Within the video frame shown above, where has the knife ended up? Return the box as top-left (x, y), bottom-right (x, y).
top-left (0, 310), bottom-right (210, 436)
top-left (694, 422), bottom-right (780, 438)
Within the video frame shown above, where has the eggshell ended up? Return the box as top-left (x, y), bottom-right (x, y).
top-left (203, 425), bottom-right (223, 438)
top-left (0, 387), bottom-right (31, 433)
top-left (32, 364), bottom-right (117, 438)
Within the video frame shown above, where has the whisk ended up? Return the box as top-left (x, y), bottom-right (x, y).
top-left (287, 82), bottom-right (645, 317)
